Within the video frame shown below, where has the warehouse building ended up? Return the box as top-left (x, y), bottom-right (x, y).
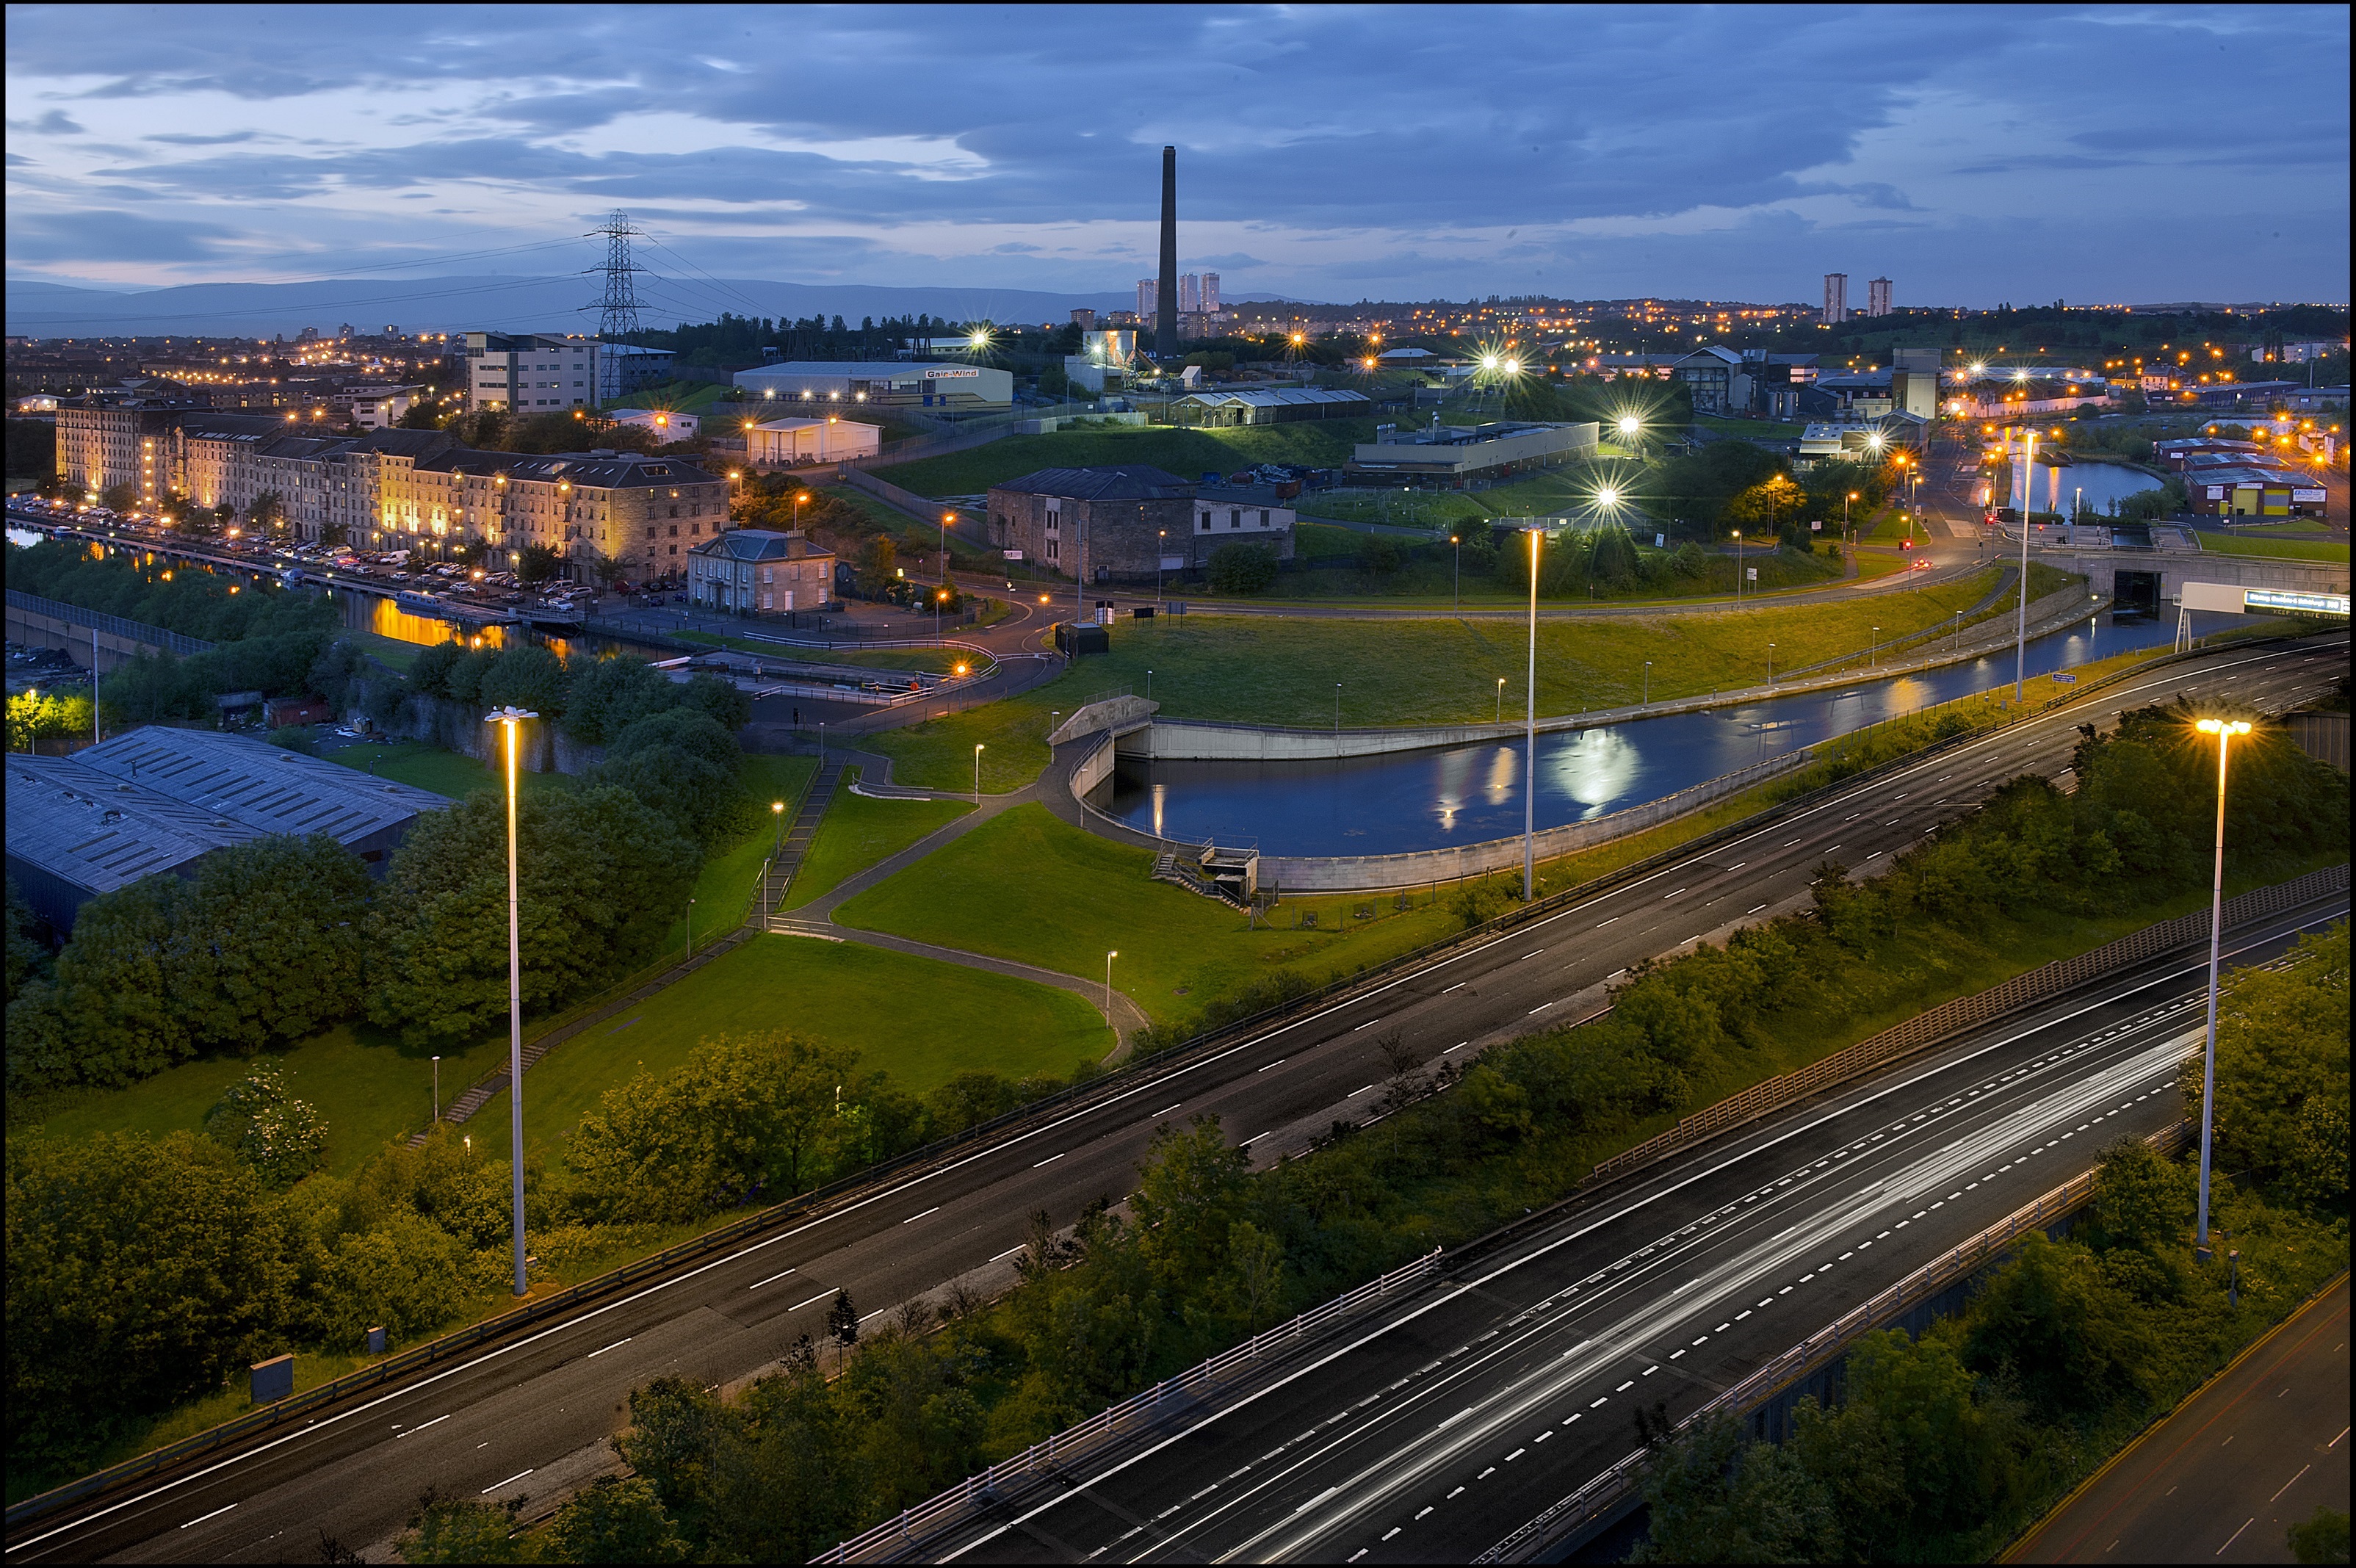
top-left (731, 360), bottom-right (1013, 414)
top-left (742, 416), bottom-right (881, 465)
top-left (988, 464), bottom-right (1271, 583)
top-left (1168, 386), bottom-right (1373, 427)
top-left (1345, 419), bottom-right (1598, 488)
top-left (4, 726), bottom-right (448, 932)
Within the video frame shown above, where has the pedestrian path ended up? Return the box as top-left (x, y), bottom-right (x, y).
top-left (759, 756), bottom-right (847, 928)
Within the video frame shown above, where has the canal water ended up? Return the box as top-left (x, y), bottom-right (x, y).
top-left (2000, 462), bottom-right (2168, 516)
top-left (1105, 611), bottom-right (2236, 856)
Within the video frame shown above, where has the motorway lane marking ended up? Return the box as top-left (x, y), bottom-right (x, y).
top-left (1528, 1001), bottom-right (1553, 1014)
top-left (1257, 1058), bottom-right (1287, 1072)
top-left (1354, 1018), bottom-right (1384, 1030)
top-left (748, 1268), bottom-right (796, 1289)
top-left (1349, 1084), bottom-right (1375, 1096)
top-left (1152, 1102), bottom-right (1184, 1117)
top-left (1520, 949), bottom-right (1546, 959)
top-left (480, 1468), bottom-right (533, 1495)
top-left (396, 1413), bottom-right (452, 1438)
top-left (1033, 1152), bottom-right (1065, 1166)
top-left (992, 1245), bottom-right (1025, 1262)
top-left (788, 1291), bottom-right (833, 1310)
top-left (1663, 888), bottom-right (1686, 900)
top-left (1749, 904), bottom-right (1768, 914)
top-left (903, 1207), bottom-right (941, 1224)
top-left (179, 1503), bottom-right (236, 1529)
top-left (587, 1337), bottom-right (632, 1358)
top-left (1596, 916), bottom-right (1619, 926)
top-left (1442, 980), bottom-right (1467, 993)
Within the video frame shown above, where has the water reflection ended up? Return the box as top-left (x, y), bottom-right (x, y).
top-left (1106, 613), bottom-right (2227, 856)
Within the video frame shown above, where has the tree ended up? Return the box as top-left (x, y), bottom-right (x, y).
top-left (517, 543), bottom-right (562, 585)
top-left (1632, 1409), bottom-right (1840, 1563)
top-left (856, 535), bottom-right (898, 596)
top-left (247, 490), bottom-right (286, 536)
top-left (478, 644), bottom-right (568, 722)
top-left (99, 481), bottom-right (138, 512)
top-left (591, 552), bottom-right (628, 590)
top-left (1207, 541), bottom-right (1279, 595)
top-left (568, 1032), bottom-right (859, 1221)
top-left (541, 1475), bottom-right (691, 1564)
top-left (828, 1288), bottom-right (861, 1364)
top-left (562, 655), bottom-right (680, 746)
top-left (203, 1062), bottom-right (328, 1187)
top-left (391, 1486), bottom-right (524, 1564)
top-left (617, 1377), bottom-right (734, 1541)
top-left (2290, 1507), bottom-right (2350, 1565)
top-left (599, 741), bottom-right (745, 845)
top-left (365, 786), bottom-right (698, 1043)
top-left (6, 1132), bottom-right (303, 1467)
top-left (2189, 922), bottom-right (2347, 1201)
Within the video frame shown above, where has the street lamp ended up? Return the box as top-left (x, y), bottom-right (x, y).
top-left (1496, 676), bottom-right (1506, 723)
top-left (485, 704), bottom-right (536, 1298)
top-left (973, 743), bottom-right (985, 803)
top-left (1871, 626), bottom-right (1879, 668)
top-left (1157, 528), bottom-right (1167, 605)
top-left (1732, 529), bottom-right (1743, 604)
top-left (1522, 527), bottom-right (1540, 902)
top-left (2191, 718), bottom-right (2251, 1262)
top-left (1767, 642), bottom-right (1776, 685)
top-left (1105, 950), bottom-right (1119, 1014)
top-left (1450, 534), bottom-right (1461, 614)
top-left (431, 1055), bottom-right (441, 1124)
top-left (686, 897), bottom-right (696, 957)
top-left (940, 510), bottom-right (955, 579)
top-left (1335, 682), bottom-right (1343, 735)
top-left (793, 491), bottom-right (809, 529)
top-left (2013, 432), bottom-right (2038, 701)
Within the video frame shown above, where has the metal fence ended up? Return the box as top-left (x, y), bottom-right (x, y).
top-left (5, 588), bottom-right (214, 657)
top-left (814, 1248), bottom-right (1445, 1563)
top-left (1477, 1122), bottom-right (2199, 1564)
top-left (1588, 862), bottom-right (2349, 1183)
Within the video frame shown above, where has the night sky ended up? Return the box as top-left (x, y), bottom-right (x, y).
top-left (6, 4), bottom-right (2348, 304)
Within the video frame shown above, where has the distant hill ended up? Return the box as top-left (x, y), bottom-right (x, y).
top-left (4, 275), bottom-right (1325, 339)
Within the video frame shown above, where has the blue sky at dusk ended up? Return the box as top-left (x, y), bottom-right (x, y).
top-left (5, 3), bottom-right (2347, 305)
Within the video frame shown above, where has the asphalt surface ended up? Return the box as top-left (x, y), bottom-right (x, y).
top-left (2008, 1276), bottom-right (2350, 1565)
top-left (4, 632), bottom-right (2342, 1564)
top-left (933, 898), bottom-right (2344, 1566)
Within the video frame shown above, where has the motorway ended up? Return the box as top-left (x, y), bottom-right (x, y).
top-left (5, 629), bottom-right (2343, 1564)
top-left (936, 898), bottom-right (2344, 1565)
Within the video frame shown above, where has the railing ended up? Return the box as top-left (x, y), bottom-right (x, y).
top-left (814, 1248), bottom-right (1445, 1564)
top-left (1587, 862), bottom-right (2349, 1183)
top-left (5, 588), bottom-right (215, 657)
top-left (8, 632), bottom-right (2333, 1534)
top-left (1477, 1123), bottom-right (2198, 1564)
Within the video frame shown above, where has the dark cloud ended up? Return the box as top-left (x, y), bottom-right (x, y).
top-left (7, 209), bottom-right (243, 263)
top-left (2, 3), bottom-right (2344, 301)
top-left (6, 109), bottom-right (85, 134)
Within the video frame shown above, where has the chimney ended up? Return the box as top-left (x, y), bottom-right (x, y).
top-left (1157, 145), bottom-right (1178, 360)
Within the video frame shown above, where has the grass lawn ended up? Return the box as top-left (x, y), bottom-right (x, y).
top-left (1697, 415), bottom-right (1807, 441)
top-left (872, 421), bottom-right (1382, 498)
top-left (837, 803), bottom-right (1465, 1027)
top-left (780, 770), bottom-right (972, 911)
top-left (2194, 531), bottom-right (2349, 562)
top-left (474, 935), bottom-right (1115, 1166)
top-left (662, 754), bottom-right (821, 950)
top-left (29, 1020), bottom-right (508, 1179)
top-left (864, 568), bottom-right (2012, 791)
top-left (817, 485), bottom-right (1016, 574)
top-left (317, 739), bottom-right (577, 801)
top-left (673, 629), bottom-right (974, 675)
top-left (345, 628), bottom-right (430, 671)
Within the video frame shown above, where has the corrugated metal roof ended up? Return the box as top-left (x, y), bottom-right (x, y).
top-left (1174, 388), bottom-right (1373, 409)
top-left (4, 752), bottom-right (263, 899)
top-left (991, 464), bottom-right (1194, 500)
top-left (70, 726), bottom-right (449, 845)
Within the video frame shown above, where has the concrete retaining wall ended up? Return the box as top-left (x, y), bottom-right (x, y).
top-left (1049, 694), bottom-right (1158, 745)
top-left (1071, 732), bottom-right (1117, 799)
top-left (1124, 714), bottom-right (1579, 762)
top-left (2038, 546), bottom-right (2349, 599)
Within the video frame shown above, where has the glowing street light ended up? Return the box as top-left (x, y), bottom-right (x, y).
top-left (485, 704), bottom-right (538, 1298)
top-left (2190, 717), bottom-right (2252, 1260)
top-left (2013, 432), bottom-right (2037, 700)
top-left (1522, 527), bottom-right (1542, 901)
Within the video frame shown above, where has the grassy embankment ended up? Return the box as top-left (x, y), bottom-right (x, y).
top-left (778, 770), bottom-right (972, 911)
top-left (861, 565), bottom-right (2040, 792)
top-left (2194, 531), bottom-right (2350, 562)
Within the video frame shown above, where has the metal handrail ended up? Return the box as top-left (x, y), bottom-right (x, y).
top-left (814, 1248), bottom-right (1445, 1563)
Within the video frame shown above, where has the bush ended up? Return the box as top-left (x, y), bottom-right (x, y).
top-left (1207, 541), bottom-right (1279, 595)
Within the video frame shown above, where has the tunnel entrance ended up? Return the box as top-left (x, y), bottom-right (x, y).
top-left (2112, 569), bottom-right (2161, 621)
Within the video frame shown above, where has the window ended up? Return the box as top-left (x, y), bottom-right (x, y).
top-left (646, 527), bottom-right (656, 540)
top-left (1229, 510), bottom-right (1241, 528)
top-left (668, 524), bottom-right (679, 538)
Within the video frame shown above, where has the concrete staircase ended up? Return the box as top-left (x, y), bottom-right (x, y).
top-left (759, 756), bottom-right (848, 928)
top-left (1152, 850), bottom-right (1246, 909)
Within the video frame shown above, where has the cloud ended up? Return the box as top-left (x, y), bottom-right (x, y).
top-left (7, 109), bottom-right (85, 134)
top-left (7, 209), bottom-right (244, 263)
top-left (143, 130), bottom-right (262, 146)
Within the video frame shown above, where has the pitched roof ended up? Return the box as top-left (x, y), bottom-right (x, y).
top-left (989, 464), bottom-right (1195, 501)
top-left (71, 726), bottom-right (449, 844)
top-left (690, 528), bottom-right (834, 563)
top-left (4, 751), bottom-right (261, 899)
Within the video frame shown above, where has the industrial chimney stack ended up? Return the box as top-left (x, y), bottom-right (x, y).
top-left (1156, 145), bottom-right (1178, 360)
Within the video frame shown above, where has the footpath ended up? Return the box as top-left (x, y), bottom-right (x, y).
top-left (2005, 1273), bottom-right (2351, 1564)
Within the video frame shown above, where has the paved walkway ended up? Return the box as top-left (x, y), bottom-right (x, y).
top-left (765, 751), bottom-right (1157, 1052)
top-left (2006, 1273), bottom-right (2351, 1564)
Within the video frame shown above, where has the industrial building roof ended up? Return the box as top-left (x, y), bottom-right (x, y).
top-left (1171, 388), bottom-right (1372, 411)
top-left (989, 464), bottom-right (1195, 501)
top-left (5, 751), bottom-right (264, 900)
top-left (69, 726), bottom-right (449, 844)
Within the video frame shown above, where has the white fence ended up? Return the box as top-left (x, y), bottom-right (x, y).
top-left (814, 1247), bottom-right (1445, 1563)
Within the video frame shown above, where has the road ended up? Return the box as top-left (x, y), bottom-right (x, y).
top-left (6, 631), bottom-right (2341, 1564)
top-left (2006, 1276), bottom-right (2349, 1564)
top-left (931, 898), bottom-right (2344, 1566)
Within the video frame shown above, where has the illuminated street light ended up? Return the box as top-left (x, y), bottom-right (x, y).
top-left (485, 704), bottom-right (538, 1298)
top-left (2191, 718), bottom-right (2252, 1262)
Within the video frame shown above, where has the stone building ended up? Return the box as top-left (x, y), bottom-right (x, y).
top-left (988, 465), bottom-right (1202, 583)
top-left (687, 528), bottom-right (836, 615)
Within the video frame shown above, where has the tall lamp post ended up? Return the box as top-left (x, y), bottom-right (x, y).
top-left (1522, 526), bottom-right (1540, 902)
top-left (1450, 534), bottom-right (1461, 614)
top-left (1732, 529), bottom-right (1743, 604)
top-left (939, 510), bottom-right (955, 580)
top-left (2013, 432), bottom-right (2038, 701)
top-left (767, 801), bottom-right (784, 922)
top-left (1496, 676), bottom-right (1506, 724)
top-left (1642, 659), bottom-right (1651, 707)
top-left (2192, 717), bottom-right (2250, 1262)
top-left (486, 704), bottom-right (537, 1298)
top-left (1105, 950), bottom-right (1119, 1013)
top-left (973, 743), bottom-right (985, 803)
